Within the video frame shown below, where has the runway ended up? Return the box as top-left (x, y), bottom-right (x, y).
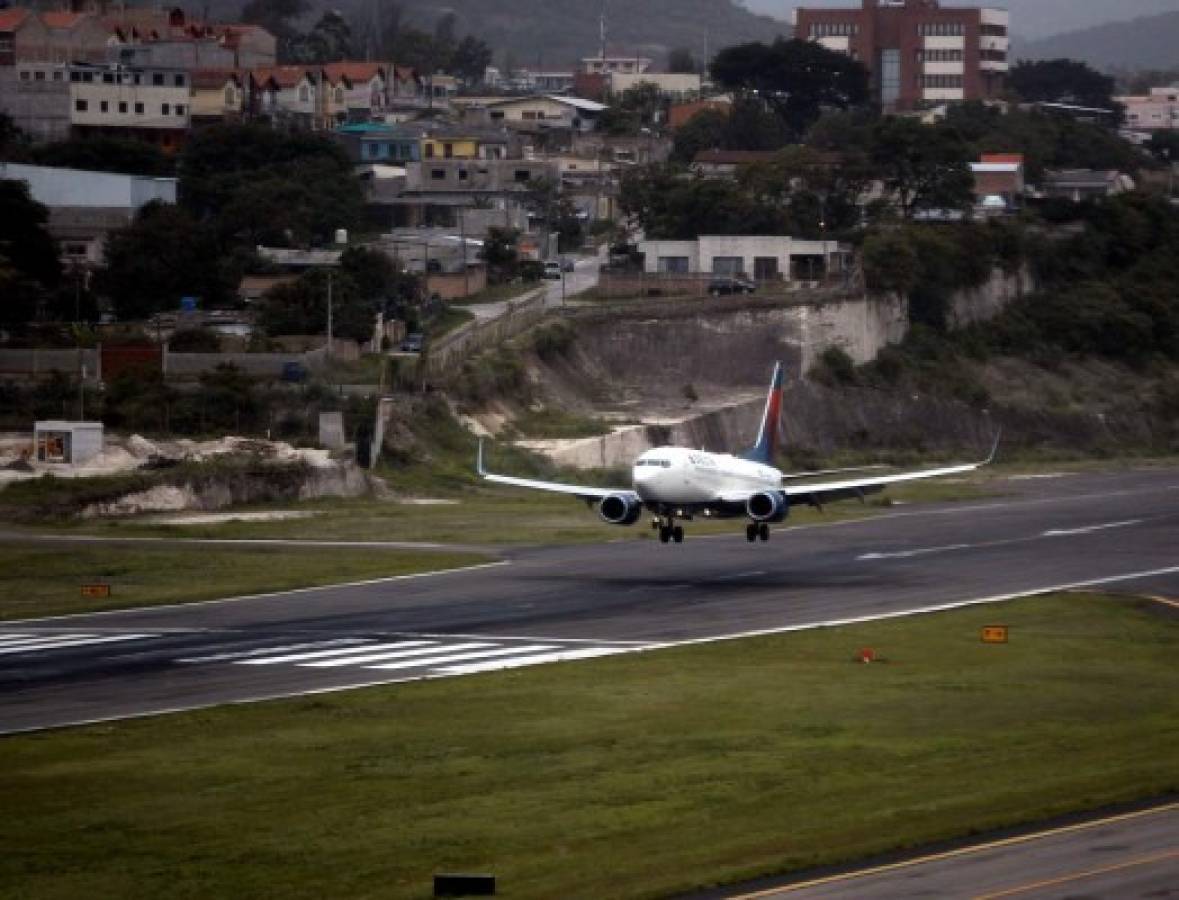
top-left (2, 467), bottom-right (1178, 735)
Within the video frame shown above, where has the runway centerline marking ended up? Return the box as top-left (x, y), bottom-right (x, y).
top-left (972, 848), bottom-right (1179, 900)
top-left (1043, 518), bottom-right (1142, 537)
top-left (858, 543), bottom-right (970, 561)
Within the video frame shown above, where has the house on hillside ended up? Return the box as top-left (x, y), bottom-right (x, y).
top-left (472, 95), bottom-right (607, 133)
top-left (1040, 169), bottom-right (1135, 203)
top-left (322, 62), bottom-right (386, 122)
top-left (189, 69), bottom-right (245, 125)
top-left (970, 153), bottom-right (1024, 213)
top-left (639, 235), bottom-right (851, 283)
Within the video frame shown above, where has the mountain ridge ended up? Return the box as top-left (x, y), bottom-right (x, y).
top-left (1014, 10), bottom-right (1179, 72)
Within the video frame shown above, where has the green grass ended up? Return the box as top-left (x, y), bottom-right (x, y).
top-left (0, 543), bottom-right (490, 620)
top-left (452, 282), bottom-right (539, 306)
top-left (2, 593), bottom-right (1176, 898)
top-left (508, 407), bottom-right (612, 439)
top-left (425, 305), bottom-right (476, 340)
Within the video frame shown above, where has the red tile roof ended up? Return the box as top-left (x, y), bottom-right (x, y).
top-left (0, 8), bottom-right (30, 31)
top-left (322, 62), bottom-right (384, 84)
top-left (41, 11), bottom-right (86, 29)
top-left (190, 68), bottom-right (242, 89)
top-left (251, 65), bottom-right (313, 89)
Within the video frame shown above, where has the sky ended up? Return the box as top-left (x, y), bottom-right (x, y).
top-left (740, 0), bottom-right (1179, 40)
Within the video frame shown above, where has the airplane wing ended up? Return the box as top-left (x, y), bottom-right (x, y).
top-left (779, 435), bottom-right (1000, 508)
top-left (476, 440), bottom-right (634, 502)
top-left (779, 464), bottom-right (888, 481)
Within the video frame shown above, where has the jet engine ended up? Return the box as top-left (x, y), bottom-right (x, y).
top-left (746, 491), bottom-right (788, 523)
top-left (599, 493), bottom-right (643, 526)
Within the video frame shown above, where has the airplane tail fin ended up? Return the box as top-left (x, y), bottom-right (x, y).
top-left (742, 362), bottom-right (784, 465)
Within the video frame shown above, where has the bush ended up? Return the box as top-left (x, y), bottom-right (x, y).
top-left (809, 346), bottom-right (857, 386)
top-left (531, 321), bottom-right (574, 361)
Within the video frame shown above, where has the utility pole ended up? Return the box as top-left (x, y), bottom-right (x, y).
top-left (326, 269), bottom-right (333, 358)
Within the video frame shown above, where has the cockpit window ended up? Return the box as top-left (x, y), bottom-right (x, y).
top-left (636, 459), bottom-right (671, 468)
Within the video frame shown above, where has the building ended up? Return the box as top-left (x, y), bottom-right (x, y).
top-left (68, 62), bottom-right (190, 151)
top-left (333, 122), bottom-right (422, 165)
top-left (608, 72), bottom-right (701, 102)
top-left (970, 152), bottom-right (1024, 211)
top-left (639, 235), bottom-right (851, 282)
top-left (669, 97), bottom-right (731, 130)
top-left (580, 56), bottom-right (652, 76)
top-left (792, 0), bottom-right (1009, 111)
top-left (0, 161), bottom-right (177, 267)
top-left (34, 421), bottom-right (103, 465)
top-left (0, 61), bottom-right (71, 141)
top-left (1118, 86), bottom-right (1179, 132)
top-left (322, 62), bottom-right (387, 122)
top-left (1041, 169), bottom-right (1135, 203)
top-left (395, 158), bottom-right (556, 228)
top-left (188, 69), bottom-right (244, 125)
top-left (692, 150), bottom-right (780, 178)
top-left (474, 95), bottom-right (607, 132)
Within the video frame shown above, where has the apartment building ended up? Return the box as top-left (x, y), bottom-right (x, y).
top-left (68, 62), bottom-right (190, 150)
top-left (1118, 86), bottom-right (1179, 132)
top-left (793, 0), bottom-right (1009, 111)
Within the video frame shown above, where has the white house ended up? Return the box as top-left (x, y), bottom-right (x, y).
top-left (639, 235), bottom-right (850, 282)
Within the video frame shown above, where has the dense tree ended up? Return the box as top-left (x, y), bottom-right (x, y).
top-left (870, 118), bottom-right (973, 218)
top-left (670, 109), bottom-right (730, 163)
top-left (738, 145), bottom-right (873, 236)
top-left (288, 10), bottom-right (355, 63)
top-left (711, 38), bottom-right (869, 139)
top-left (619, 165), bottom-right (789, 240)
top-left (179, 124), bottom-right (362, 246)
top-left (1009, 59), bottom-right (1117, 111)
top-left (451, 35), bottom-right (493, 85)
top-left (30, 136), bottom-right (172, 177)
top-left (0, 113), bottom-right (29, 158)
top-left (0, 179), bottom-right (61, 290)
top-left (94, 202), bottom-right (235, 320)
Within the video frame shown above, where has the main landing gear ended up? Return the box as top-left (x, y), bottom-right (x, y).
top-left (746, 522), bottom-right (770, 543)
top-left (652, 517), bottom-right (685, 544)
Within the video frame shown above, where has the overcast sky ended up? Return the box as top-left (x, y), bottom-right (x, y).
top-left (741, 0), bottom-right (1179, 40)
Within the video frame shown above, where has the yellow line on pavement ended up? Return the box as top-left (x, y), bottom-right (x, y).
top-left (972, 848), bottom-right (1179, 899)
top-left (731, 802), bottom-right (1179, 898)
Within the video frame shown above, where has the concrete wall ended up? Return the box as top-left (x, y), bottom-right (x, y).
top-left (799, 293), bottom-right (909, 371)
top-left (0, 162), bottom-right (177, 209)
top-left (947, 266), bottom-right (1032, 329)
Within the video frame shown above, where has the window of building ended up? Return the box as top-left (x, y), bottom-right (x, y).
top-left (134, 102), bottom-right (144, 114)
top-left (335, 87), bottom-right (344, 103)
top-left (69, 70), bottom-right (80, 82)
top-left (225, 86), bottom-right (235, 105)
top-left (458, 168), bottom-right (468, 181)
top-left (658, 256), bottom-right (689, 274)
top-left (298, 85), bottom-right (310, 102)
top-left (425, 143), bottom-right (435, 158)
top-left (152, 73), bottom-right (164, 86)
top-left (74, 99), bottom-right (88, 112)
top-left (63, 243), bottom-right (88, 257)
top-left (489, 110), bottom-right (504, 120)
top-left (918, 22), bottom-right (964, 37)
top-left (711, 257), bottom-right (742, 276)
top-left (119, 101), bottom-right (127, 113)
top-left (175, 104), bottom-right (184, 116)
top-left (809, 21), bottom-right (857, 38)
top-left (82, 71), bottom-right (93, 83)
top-left (514, 169), bottom-right (531, 182)
top-left (754, 257), bottom-right (779, 280)
top-left (34, 69), bottom-right (45, 81)
top-left (162, 103), bottom-right (170, 115)
top-left (981, 24), bottom-right (1007, 37)
top-left (443, 142), bottom-right (454, 158)
top-left (522, 110), bottom-right (537, 120)
top-left (103, 72), bottom-right (114, 83)
top-left (923, 74), bottom-right (964, 89)
top-left (19, 70), bottom-right (30, 81)
top-left (100, 100), bottom-right (108, 112)
top-left (52, 70), bottom-right (62, 81)
top-left (880, 48), bottom-right (901, 107)
top-left (174, 74), bottom-right (185, 86)
top-left (430, 168), bottom-right (446, 180)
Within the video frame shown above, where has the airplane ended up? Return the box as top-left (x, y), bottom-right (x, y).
top-left (477, 362), bottom-right (998, 545)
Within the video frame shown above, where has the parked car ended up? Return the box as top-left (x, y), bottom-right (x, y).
top-left (708, 276), bottom-right (757, 296)
top-left (400, 332), bottom-right (423, 353)
top-left (542, 261), bottom-right (563, 280)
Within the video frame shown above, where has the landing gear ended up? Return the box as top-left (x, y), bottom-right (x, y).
top-left (746, 522), bottom-right (771, 543)
top-left (656, 518), bottom-right (685, 544)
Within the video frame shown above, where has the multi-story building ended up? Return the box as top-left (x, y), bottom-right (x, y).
top-left (68, 62), bottom-right (190, 151)
top-left (580, 56), bottom-right (652, 76)
top-left (793, 0), bottom-right (1009, 111)
top-left (0, 61), bottom-right (71, 140)
top-left (1118, 86), bottom-right (1179, 132)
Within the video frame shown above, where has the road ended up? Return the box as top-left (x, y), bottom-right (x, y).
top-left (2, 466), bottom-right (1177, 736)
top-left (465, 251), bottom-right (603, 322)
top-left (716, 802), bottom-right (1179, 900)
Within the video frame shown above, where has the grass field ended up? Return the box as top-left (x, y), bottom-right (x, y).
top-left (2, 593), bottom-right (1176, 899)
top-left (0, 543), bottom-right (490, 620)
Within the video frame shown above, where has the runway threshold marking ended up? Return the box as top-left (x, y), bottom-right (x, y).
top-left (0, 632), bottom-right (158, 656)
top-left (729, 802), bottom-right (1179, 898)
top-left (971, 848), bottom-right (1179, 899)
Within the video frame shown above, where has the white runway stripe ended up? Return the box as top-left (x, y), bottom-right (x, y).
top-left (299, 642), bottom-right (494, 668)
top-left (0, 633), bottom-right (155, 656)
top-left (238, 640), bottom-right (436, 666)
top-left (365, 644), bottom-right (558, 671)
top-left (439, 647), bottom-right (620, 675)
top-left (179, 638), bottom-right (370, 664)
top-left (0, 634), bottom-right (36, 643)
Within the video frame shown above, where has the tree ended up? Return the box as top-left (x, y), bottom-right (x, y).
top-left (241, 0), bottom-right (308, 60)
top-left (289, 10), bottom-right (355, 63)
top-left (94, 202), bottom-right (235, 320)
top-left (480, 227), bottom-right (520, 282)
top-left (0, 113), bottom-right (29, 158)
top-left (31, 136), bottom-right (172, 177)
top-left (451, 35), bottom-right (492, 85)
top-left (619, 165), bottom-right (788, 240)
top-left (1009, 59), bottom-right (1117, 110)
top-left (179, 125), bottom-right (362, 246)
top-left (0, 178), bottom-right (61, 290)
top-left (870, 118), bottom-right (973, 218)
top-left (671, 109), bottom-right (729, 163)
top-left (667, 47), bottom-right (698, 74)
top-left (711, 38), bottom-right (869, 139)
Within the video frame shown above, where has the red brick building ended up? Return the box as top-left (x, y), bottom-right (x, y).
top-left (792, 0), bottom-right (1009, 112)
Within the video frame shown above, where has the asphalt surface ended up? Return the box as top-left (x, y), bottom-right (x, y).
top-left (2, 467), bottom-right (1178, 738)
top-left (724, 802), bottom-right (1179, 899)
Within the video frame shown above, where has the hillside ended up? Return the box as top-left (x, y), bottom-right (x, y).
top-left (211, 0), bottom-right (791, 69)
top-left (1014, 11), bottom-right (1179, 71)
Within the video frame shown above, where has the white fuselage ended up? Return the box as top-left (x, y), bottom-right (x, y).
top-left (631, 446), bottom-right (780, 505)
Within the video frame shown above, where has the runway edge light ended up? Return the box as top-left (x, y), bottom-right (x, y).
top-left (81, 584), bottom-right (111, 599)
top-left (982, 625), bottom-right (1009, 644)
